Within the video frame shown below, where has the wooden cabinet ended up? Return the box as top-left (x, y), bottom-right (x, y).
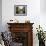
top-left (7, 23), bottom-right (34, 46)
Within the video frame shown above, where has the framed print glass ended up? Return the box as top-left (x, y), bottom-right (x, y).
top-left (14, 5), bottom-right (27, 16)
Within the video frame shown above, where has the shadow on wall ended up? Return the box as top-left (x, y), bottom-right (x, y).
top-left (40, 0), bottom-right (46, 13)
top-left (0, 0), bottom-right (2, 32)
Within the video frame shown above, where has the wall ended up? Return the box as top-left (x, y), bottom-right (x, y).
top-left (2, 0), bottom-right (40, 30)
top-left (0, 0), bottom-right (2, 32)
top-left (40, 0), bottom-right (46, 31)
top-left (40, 0), bottom-right (46, 13)
top-left (2, 0), bottom-right (46, 46)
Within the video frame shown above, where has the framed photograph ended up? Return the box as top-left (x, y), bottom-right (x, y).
top-left (14, 5), bottom-right (27, 16)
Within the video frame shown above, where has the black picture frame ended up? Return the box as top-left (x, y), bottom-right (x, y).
top-left (14, 5), bottom-right (27, 16)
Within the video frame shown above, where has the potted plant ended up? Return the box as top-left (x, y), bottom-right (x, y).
top-left (36, 25), bottom-right (45, 46)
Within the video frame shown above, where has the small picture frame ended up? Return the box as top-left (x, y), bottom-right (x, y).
top-left (14, 5), bottom-right (27, 16)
